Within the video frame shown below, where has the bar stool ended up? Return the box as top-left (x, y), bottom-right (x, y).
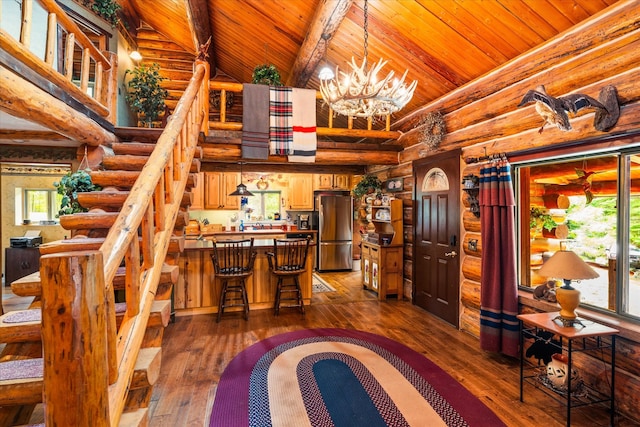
top-left (267, 236), bottom-right (311, 316)
top-left (210, 238), bottom-right (256, 322)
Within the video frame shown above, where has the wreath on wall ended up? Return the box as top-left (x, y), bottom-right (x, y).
top-left (419, 111), bottom-right (447, 150)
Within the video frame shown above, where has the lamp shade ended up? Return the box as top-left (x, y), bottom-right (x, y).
top-left (537, 250), bottom-right (599, 281)
top-left (229, 183), bottom-right (253, 197)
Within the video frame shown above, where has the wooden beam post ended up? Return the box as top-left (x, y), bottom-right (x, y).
top-left (40, 251), bottom-right (111, 427)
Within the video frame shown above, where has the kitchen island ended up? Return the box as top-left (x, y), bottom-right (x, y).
top-left (175, 231), bottom-right (317, 315)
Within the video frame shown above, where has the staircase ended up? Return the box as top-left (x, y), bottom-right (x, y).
top-left (0, 60), bottom-right (209, 426)
top-left (135, 24), bottom-right (195, 126)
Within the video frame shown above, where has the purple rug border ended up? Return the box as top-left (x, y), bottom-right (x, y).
top-left (210, 328), bottom-right (506, 427)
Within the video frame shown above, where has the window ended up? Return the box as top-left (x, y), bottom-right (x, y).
top-left (16, 188), bottom-right (62, 224)
top-left (515, 148), bottom-right (640, 319)
top-left (243, 191), bottom-right (281, 220)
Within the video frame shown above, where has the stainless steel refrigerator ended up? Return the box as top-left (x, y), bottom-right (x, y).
top-left (316, 193), bottom-right (353, 271)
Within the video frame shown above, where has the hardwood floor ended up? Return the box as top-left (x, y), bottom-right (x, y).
top-left (149, 270), bottom-right (633, 427)
top-left (2, 272), bottom-right (634, 426)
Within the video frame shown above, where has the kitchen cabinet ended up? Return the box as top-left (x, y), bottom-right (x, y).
top-left (204, 172), bottom-right (240, 210)
top-left (288, 174), bottom-right (313, 210)
top-left (5, 247), bottom-right (40, 286)
top-left (190, 172), bottom-right (204, 210)
top-left (314, 174), bottom-right (351, 190)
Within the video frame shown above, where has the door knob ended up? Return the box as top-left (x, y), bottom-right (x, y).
top-left (445, 251), bottom-right (457, 257)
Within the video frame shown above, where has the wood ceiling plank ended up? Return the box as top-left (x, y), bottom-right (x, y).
top-left (497, 0), bottom-right (559, 41)
top-left (552, 1), bottom-right (590, 25)
top-left (368, 0), bottom-right (487, 84)
top-left (527, 0), bottom-right (584, 31)
top-left (452, 0), bottom-right (538, 52)
top-left (343, 2), bottom-right (467, 101)
top-left (130, 0), bottom-right (194, 53)
top-left (419, 0), bottom-right (511, 65)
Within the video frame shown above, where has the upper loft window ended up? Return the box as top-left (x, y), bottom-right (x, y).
top-left (514, 148), bottom-right (640, 320)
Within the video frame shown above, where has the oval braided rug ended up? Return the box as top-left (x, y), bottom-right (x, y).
top-left (209, 328), bottom-right (506, 427)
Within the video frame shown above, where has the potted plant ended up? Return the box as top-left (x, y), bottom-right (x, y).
top-left (54, 170), bottom-right (102, 216)
top-left (125, 63), bottom-right (168, 127)
top-left (81, 0), bottom-right (121, 27)
top-left (353, 174), bottom-right (382, 199)
top-left (252, 64), bottom-right (283, 86)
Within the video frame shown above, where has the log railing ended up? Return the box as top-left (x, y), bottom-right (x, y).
top-left (39, 60), bottom-right (209, 426)
top-left (209, 81), bottom-right (402, 140)
top-left (0, 0), bottom-right (117, 144)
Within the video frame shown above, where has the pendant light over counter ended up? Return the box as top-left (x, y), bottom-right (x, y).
top-left (229, 162), bottom-right (254, 196)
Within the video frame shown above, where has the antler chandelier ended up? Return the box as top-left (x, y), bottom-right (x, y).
top-left (319, 0), bottom-right (417, 118)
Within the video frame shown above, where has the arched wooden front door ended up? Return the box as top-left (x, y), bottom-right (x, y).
top-left (413, 150), bottom-right (461, 327)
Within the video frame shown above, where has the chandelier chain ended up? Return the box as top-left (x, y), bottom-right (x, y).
top-left (363, 0), bottom-right (368, 66)
top-left (318, 0), bottom-right (417, 118)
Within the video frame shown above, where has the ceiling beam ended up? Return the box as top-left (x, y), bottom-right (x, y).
top-left (286, 0), bottom-right (354, 88)
top-left (186, 0), bottom-right (215, 72)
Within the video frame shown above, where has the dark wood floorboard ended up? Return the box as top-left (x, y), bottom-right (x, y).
top-left (2, 272), bottom-right (635, 426)
top-left (149, 271), bottom-right (634, 427)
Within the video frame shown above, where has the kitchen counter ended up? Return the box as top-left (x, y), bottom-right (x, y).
top-left (187, 229), bottom-right (316, 240)
top-left (177, 234), bottom-right (316, 315)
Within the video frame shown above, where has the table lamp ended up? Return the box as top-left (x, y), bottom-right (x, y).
top-left (536, 250), bottom-right (599, 327)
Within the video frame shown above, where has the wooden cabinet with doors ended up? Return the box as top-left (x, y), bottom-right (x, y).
top-left (361, 242), bottom-right (402, 300)
top-left (5, 247), bottom-right (41, 286)
top-left (189, 172), bottom-right (204, 210)
top-left (288, 174), bottom-right (313, 210)
top-left (361, 198), bottom-right (404, 300)
top-left (314, 174), bottom-right (351, 190)
top-left (204, 172), bottom-right (240, 210)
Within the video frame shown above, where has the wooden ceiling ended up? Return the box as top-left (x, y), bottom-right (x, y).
top-left (121, 0), bottom-right (619, 130)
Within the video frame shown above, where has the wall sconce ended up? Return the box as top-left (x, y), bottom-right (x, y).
top-left (462, 174), bottom-right (480, 218)
top-left (129, 50), bottom-right (142, 62)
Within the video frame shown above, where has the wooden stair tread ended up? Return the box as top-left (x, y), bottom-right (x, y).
top-left (0, 347), bottom-right (161, 407)
top-left (0, 309), bottom-right (41, 343)
top-left (130, 347), bottom-right (162, 389)
top-left (89, 170), bottom-right (196, 189)
top-left (10, 272), bottom-right (41, 297)
top-left (102, 155), bottom-right (200, 173)
top-left (11, 265), bottom-right (178, 298)
top-left (118, 407), bottom-right (148, 427)
top-left (77, 190), bottom-right (194, 210)
top-left (0, 301), bottom-right (169, 344)
top-left (37, 235), bottom-right (184, 256)
top-left (58, 210), bottom-right (189, 230)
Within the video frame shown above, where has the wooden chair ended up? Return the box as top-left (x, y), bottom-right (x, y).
top-left (210, 238), bottom-right (256, 322)
top-left (266, 237), bottom-right (311, 316)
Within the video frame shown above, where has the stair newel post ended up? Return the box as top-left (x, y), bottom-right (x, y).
top-left (40, 251), bottom-right (111, 426)
top-left (196, 59), bottom-right (210, 135)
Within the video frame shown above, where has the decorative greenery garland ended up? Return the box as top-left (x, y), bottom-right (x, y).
top-left (419, 111), bottom-right (447, 150)
top-left (252, 64), bottom-right (283, 86)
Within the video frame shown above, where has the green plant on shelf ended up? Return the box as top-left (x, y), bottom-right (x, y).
top-left (530, 207), bottom-right (558, 232)
top-left (353, 174), bottom-right (382, 199)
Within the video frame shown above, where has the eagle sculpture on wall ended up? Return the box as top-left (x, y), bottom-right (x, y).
top-left (518, 85), bottom-right (619, 133)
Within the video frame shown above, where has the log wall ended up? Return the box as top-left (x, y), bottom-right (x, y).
top-left (372, 2), bottom-right (640, 422)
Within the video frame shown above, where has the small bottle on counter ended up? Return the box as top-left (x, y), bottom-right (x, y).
top-left (239, 220), bottom-right (244, 232)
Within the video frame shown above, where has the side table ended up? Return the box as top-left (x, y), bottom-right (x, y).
top-left (518, 312), bottom-right (619, 426)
